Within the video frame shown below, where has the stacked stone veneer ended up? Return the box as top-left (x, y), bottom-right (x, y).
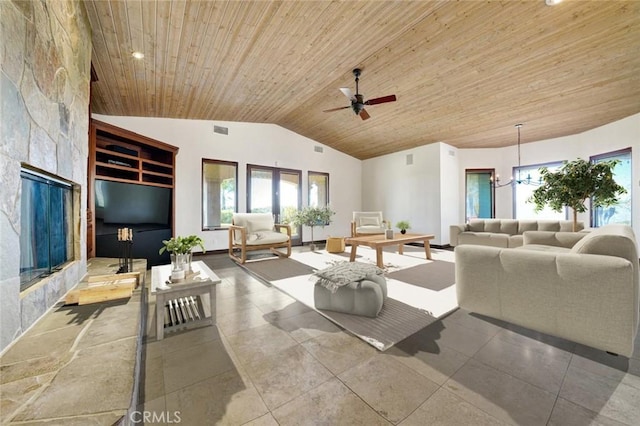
top-left (0, 1), bottom-right (91, 352)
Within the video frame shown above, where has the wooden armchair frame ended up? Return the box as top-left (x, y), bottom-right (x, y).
top-left (228, 223), bottom-right (292, 264)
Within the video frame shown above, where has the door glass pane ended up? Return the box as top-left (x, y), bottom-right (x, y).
top-left (202, 160), bottom-right (237, 229)
top-left (309, 172), bottom-right (329, 208)
top-left (465, 170), bottom-right (494, 220)
top-left (249, 169), bottom-right (273, 213)
top-left (280, 172), bottom-right (300, 238)
top-left (592, 149), bottom-right (632, 227)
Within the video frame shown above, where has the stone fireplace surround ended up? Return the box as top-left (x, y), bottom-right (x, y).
top-left (1, 0), bottom-right (91, 352)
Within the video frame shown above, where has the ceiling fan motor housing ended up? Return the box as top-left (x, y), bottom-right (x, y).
top-left (352, 94), bottom-right (365, 114)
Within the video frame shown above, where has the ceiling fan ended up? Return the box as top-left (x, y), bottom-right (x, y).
top-left (323, 68), bottom-right (397, 120)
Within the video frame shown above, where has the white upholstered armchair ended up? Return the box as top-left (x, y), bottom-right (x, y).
top-left (228, 213), bottom-right (291, 263)
top-left (351, 211), bottom-right (386, 237)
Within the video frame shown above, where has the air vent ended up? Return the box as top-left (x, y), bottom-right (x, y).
top-left (448, 150), bottom-right (456, 157)
top-left (213, 125), bottom-right (228, 135)
top-left (314, 146), bottom-right (324, 153)
top-left (406, 154), bottom-right (413, 165)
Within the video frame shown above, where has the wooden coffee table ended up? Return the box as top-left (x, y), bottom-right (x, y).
top-left (151, 261), bottom-right (221, 340)
top-left (346, 233), bottom-right (434, 268)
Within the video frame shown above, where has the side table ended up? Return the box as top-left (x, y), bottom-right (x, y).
top-left (151, 261), bottom-right (221, 340)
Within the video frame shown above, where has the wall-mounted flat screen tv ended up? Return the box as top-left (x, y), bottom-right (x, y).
top-left (95, 180), bottom-right (171, 226)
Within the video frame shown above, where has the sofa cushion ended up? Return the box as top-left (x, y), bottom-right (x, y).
top-left (468, 220), bottom-right (485, 232)
top-left (508, 235), bottom-right (524, 247)
top-left (247, 215), bottom-right (275, 233)
top-left (538, 221), bottom-right (561, 232)
top-left (518, 221), bottom-right (538, 234)
top-left (500, 220), bottom-right (518, 235)
top-left (458, 232), bottom-right (509, 248)
top-left (515, 244), bottom-right (571, 253)
top-left (484, 220), bottom-right (502, 233)
top-left (559, 221), bottom-right (584, 232)
top-left (244, 230), bottom-right (289, 246)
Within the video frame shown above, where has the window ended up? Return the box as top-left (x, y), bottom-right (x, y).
top-left (591, 148), bottom-right (632, 227)
top-left (465, 169), bottom-right (494, 221)
top-left (20, 168), bottom-right (74, 290)
top-left (308, 172), bottom-right (329, 208)
top-left (513, 162), bottom-right (566, 220)
top-left (202, 160), bottom-right (237, 229)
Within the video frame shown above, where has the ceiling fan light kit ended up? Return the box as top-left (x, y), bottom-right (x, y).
top-left (324, 68), bottom-right (397, 120)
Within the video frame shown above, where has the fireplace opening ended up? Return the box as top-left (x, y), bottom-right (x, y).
top-left (20, 167), bottom-right (75, 291)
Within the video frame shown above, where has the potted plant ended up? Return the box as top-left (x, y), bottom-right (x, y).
top-left (383, 219), bottom-right (394, 239)
top-left (530, 158), bottom-right (626, 231)
top-left (396, 220), bottom-right (411, 234)
top-left (159, 235), bottom-right (206, 271)
top-left (289, 205), bottom-right (335, 251)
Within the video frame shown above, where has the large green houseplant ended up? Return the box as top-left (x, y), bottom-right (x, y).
top-left (289, 205), bottom-right (335, 251)
top-left (529, 158), bottom-right (626, 231)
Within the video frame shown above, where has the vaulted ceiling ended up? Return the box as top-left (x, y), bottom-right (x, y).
top-left (86, 0), bottom-right (640, 160)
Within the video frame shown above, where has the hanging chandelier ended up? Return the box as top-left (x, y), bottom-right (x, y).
top-left (493, 123), bottom-right (541, 188)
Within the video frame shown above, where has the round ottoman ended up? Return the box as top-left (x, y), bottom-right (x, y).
top-left (314, 273), bottom-right (387, 318)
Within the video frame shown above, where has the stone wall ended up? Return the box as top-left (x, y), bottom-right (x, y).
top-left (0, 0), bottom-right (91, 352)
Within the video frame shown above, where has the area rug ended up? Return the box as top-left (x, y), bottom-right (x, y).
top-left (241, 247), bottom-right (458, 350)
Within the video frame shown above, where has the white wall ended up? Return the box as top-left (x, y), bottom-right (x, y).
top-left (92, 115), bottom-right (362, 250)
top-left (457, 113), bottom-right (640, 237)
top-left (361, 143), bottom-right (458, 245)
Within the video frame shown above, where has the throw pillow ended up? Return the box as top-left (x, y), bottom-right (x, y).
top-left (312, 262), bottom-right (384, 293)
top-left (248, 216), bottom-right (274, 233)
top-left (359, 216), bottom-right (380, 227)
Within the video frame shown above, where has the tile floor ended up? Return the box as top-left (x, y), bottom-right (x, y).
top-left (139, 250), bottom-right (640, 425)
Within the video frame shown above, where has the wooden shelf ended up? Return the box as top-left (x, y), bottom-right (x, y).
top-left (88, 119), bottom-right (179, 258)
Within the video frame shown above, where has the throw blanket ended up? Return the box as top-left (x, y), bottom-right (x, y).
top-left (311, 261), bottom-right (384, 293)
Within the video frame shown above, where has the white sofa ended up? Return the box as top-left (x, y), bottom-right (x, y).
top-left (450, 219), bottom-right (584, 248)
top-left (455, 224), bottom-right (639, 357)
top-left (228, 213), bottom-right (291, 263)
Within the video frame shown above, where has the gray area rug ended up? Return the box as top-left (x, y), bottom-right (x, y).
top-left (387, 260), bottom-right (455, 291)
top-left (240, 256), bottom-right (456, 350)
top-left (238, 257), bottom-right (315, 281)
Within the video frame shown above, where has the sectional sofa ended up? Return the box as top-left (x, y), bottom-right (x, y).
top-left (450, 219), bottom-right (584, 248)
top-left (455, 224), bottom-right (639, 357)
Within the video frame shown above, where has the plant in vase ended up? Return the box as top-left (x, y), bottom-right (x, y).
top-left (383, 219), bottom-right (394, 238)
top-left (159, 235), bottom-right (206, 273)
top-left (395, 220), bottom-right (411, 234)
top-left (289, 205), bottom-right (335, 251)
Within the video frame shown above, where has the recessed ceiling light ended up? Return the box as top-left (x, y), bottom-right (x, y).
top-left (132, 51), bottom-right (144, 59)
top-left (545, 0), bottom-right (563, 5)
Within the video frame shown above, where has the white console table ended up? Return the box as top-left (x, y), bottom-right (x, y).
top-left (151, 261), bottom-right (221, 340)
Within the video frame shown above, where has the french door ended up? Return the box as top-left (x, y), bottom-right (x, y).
top-left (465, 169), bottom-right (495, 221)
top-left (247, 165), bottom-right (302, 245)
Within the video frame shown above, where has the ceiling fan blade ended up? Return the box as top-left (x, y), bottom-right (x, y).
top-left (365, 94), bottom-right (397, 106)
top-left (323, 106), bottom-right (350, 113)
top-left (340, 87), bottom-right (355, 101)
top-left (359, 108), bottom-right (371, 120)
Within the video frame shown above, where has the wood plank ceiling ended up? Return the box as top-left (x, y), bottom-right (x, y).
top-left (86, 0), bottom-right (640, 160)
